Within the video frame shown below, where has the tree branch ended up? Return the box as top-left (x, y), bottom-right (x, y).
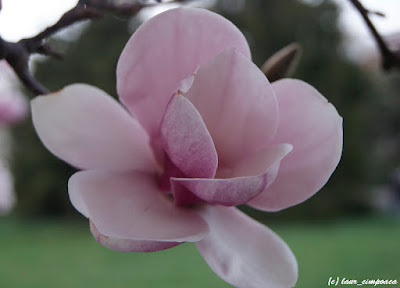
top-left (0, 39), bottom-right (49, 95)
top-left (348, 0), bottom-right (400, 70)
top-left (0, 0), bottom-right (186, 95)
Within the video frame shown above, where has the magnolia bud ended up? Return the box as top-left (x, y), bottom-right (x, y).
top-left (261, 42), bottom-right (302, 82)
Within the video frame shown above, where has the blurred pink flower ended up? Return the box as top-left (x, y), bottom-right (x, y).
top-left (0, 61), bottom-right (28, 124)
top-left (31, 8), bottom-right (342, 288)
top-left (385, 32), bottom-right (400, 54)
top-left (0, 162), bottom-right (15, 214)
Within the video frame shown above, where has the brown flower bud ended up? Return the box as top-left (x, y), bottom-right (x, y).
top-left (261, 42), bottom-right (302, 82)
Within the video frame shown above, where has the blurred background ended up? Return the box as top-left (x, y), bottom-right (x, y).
top-left (0, 0), bottom-right (399, 287)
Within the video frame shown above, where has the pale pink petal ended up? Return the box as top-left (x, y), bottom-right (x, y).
top-left (117, 7), bottom-right (251, 139)
top-left (90, 221), bottom-right (181, 252)
top-left (249, 79), bottom-right (343, 211)
top-left (196, 206), bottom-right (298, 288)
top-left (171, 144), bottom-right (293, 206)
top-left (68, 170), bottom-right (209, 242)
top-left (160, 94), bottom-right (217, 179)
top-left (69, 178), bottom-right (89, 218)
top-left (184, 48), bottom-right (278, 171)
top-left (31, 84), bottom-right (158, 172)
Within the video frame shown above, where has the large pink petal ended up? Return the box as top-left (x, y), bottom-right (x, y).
top-left (31, 84), bottom-right (158, 172)
top-left (90, 221), bottom-right (181, 252)
top-left (196, 206), bottom-right (298, 288)
top-left (160, 94), bottom-right (217, 179)
top-left (249, 79), bottom-right (343, 211)
top-left (68, 170), bottom-right (209, 242)
top-left (171, 144), bottom-right (292, 206)
top-left (117, 7), bottom-right (251, 139)
top-left (184, 48), bottom-right (278, 171)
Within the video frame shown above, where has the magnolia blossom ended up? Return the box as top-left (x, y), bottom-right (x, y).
top-left (31, 8), bottom-right (342, 288)
top-left (0, 90), bottom-right (27, 124)
top-left (0, 61), bottom-right (28, 124)
top-left (0, 61), bottom-right (26, 214)
top-left (0, 128), bottom-right (15, 214)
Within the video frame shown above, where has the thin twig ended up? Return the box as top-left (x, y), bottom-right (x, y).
top-left (85, 0), bottom-right (145, 15)
top-left (0, 39), bottom-right (49, 94)
top-left (348, 0), bottom-right (400, 70)
top-left (366, 9), bottom-right (385, 18)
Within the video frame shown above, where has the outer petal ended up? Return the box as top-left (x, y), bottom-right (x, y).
top-left (31, 84), bottom-right (157, 172)
top-left (89, 221), bottom-right (181, 253)
top-left (68, 170), bottom-right (209, 242)
top-left (196, 206), bottom-right (298, 288)
top-left (171, 144), bottom-right (292, 206)
top-left (249, 79), bottom-right (343, 211)
top-left (185, 48), bottom-right (278, 170)
top-left (160, 94), bottom-right (217, 179)
top-left (117, 7), bottom-right (251, 139)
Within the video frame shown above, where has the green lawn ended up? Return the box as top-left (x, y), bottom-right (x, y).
top-left (0, 216), bottom-right (399, 288)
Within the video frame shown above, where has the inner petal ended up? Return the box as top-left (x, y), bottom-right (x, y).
top-left (160, 94), bottom-right (218, 179)
top-left (170, 144), bottom-right (293, 206)
top-left (184, 48), bottom-right (279, 172)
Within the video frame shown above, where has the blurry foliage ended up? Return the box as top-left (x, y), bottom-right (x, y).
top-left (11, 0), bottom-right (400, 219)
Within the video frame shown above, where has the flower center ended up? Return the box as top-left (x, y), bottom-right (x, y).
top-left (158, 154), bottom-right (203, 206)
top-left (158, 155), bottom-right (185, 192)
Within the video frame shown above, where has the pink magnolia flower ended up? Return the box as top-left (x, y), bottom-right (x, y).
top-left (31, 8), bottom-right (342, 288)
top-left (0, 61), bottom-right (28, 124)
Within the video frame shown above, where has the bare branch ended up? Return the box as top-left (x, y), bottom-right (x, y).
top-left (0, 38), bottom-right (49, 94)
top-left (36, 44), bottom-right (64, 60)
top-left (25, 4), bottom-right (103, 51)
top-left (348, 0), bottom-right (400, 70)
top-left (85, 0), bottom-right (145, 15)
top-left (0, 0), bottom-right (188, 95)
